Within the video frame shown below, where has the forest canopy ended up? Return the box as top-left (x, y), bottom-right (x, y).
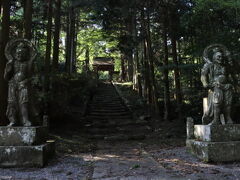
top-left (0, 0), bottom-right (240, 124)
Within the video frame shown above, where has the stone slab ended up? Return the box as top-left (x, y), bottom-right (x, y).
top-left (0, 126), bottom-right (48, 146)
top-left (194, 124), bottom-right (240, 142)
top-left (0, 141), bottom-right (55, 167)
top-left (186, 139), bottom-right (240, 162)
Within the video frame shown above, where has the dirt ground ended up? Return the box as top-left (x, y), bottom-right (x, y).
top-left (1, 121), bottom-right (240, 180)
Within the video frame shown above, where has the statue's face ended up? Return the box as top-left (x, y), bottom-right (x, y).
top-left (213, 52), bottom-right (223, 64)
top-left (15, 44), bottom-right (29, 62)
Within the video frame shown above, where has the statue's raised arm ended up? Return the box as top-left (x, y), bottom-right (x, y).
top-left (5, 39), bottom-right (37, 75)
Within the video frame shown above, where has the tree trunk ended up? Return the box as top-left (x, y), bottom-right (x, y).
top-left (126, 14), bottom-right (133, 82)
top-left (146, 7), bottom-right (159, 113)
top-left (140, 8), bottom-right (151, 105)
top-left (72, 11), bottom-right (79, 73)
top-left (65, 9), bottom-right (70, 73)
top-left (70, 8), bottom-right (76, 73)
top-left (132, 14), bottom-right (137, 90)
top-left (172, 37), bottom-right (182, 118)
top-left (126, 49), bottom-right (133, 82)
top-left (65, 7), bottom-right (75, 74)
top-left (132, 10), bottom-right (142, 95)
top-left (121, 53), bottom-right (126, 81)
top-left (52, 0), bottom-right (61, 71)
top-left (44, 0), bottom-right (53, 92)
top-left (141, 13), bottom-right (148, 101)
top-left (85, 45), bottom-right (90, 73)
top-left (170, 6), bottom-right (182, 120)
top-left (0, 1), bottom-right (2, 15)
top-left (143, 39), bottom-right (151, 103)
top-left (162, 10), bottom-right (170, 121)
top-left (140, 47), bottom-right (145, 97)
top-left (0, 0), bottom-right (10, 125)
top-left (133, 48), bottom-right (139, 89)
top-left (23, 0), bottom-right (33, 39)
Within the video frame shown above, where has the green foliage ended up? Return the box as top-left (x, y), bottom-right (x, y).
top-left (76, 11), bottom-right (121, 72)
top-left (3, 0), bottom-right (240, 122)
top-left (49, 72), bottom-right (97, 123)
top-left (182, 0), bottom-right (240, 54)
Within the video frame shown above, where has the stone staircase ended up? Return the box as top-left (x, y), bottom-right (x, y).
top-left (84, 82), bottom-right (150, 140)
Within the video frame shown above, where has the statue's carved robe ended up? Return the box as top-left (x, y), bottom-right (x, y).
top-left (5, 60), bottom-right (30, 122)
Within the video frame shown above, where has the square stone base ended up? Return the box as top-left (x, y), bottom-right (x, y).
top-left (186, 139), bottom-right (240, 162)
top-left (0, 141), bottom-right (55, 167)
top-left (0, 126), bottom-right (48, 146)
top-left (194, 124), bottom-right (240, 142)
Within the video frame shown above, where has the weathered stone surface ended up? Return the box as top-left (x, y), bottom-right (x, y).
top-left (201, 44), bottom-right (234, 125)
top-left (0, 142), bottom-right (55, 167)
top-left (0, 126), bottom-right (48, 146)
top-left (194, 124), bottom-right (240, 142)
top-left (186, 139), bottom-right (240, 162)
top-left (186, 117), bottom-right (194, 139)
top-left (4, 38), bottom-right (38, 127)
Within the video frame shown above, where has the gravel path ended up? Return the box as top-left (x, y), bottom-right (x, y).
top-left (0, 154), bottom-right (92, 180)
top-left (91, 141), bottom-right (172, 180)
top-left (145, 145), bottom-right (240, 180)
top-left (1, 140), bottom-right (240, 180)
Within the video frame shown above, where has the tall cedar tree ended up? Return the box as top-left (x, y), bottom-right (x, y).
top-left (44, 0), bottom-right (53, 91)
top-left (53, 0), bottom-right (61, 71)
top-left (0, 0), bottom-right (10, 125)
top-left (24, 0), bottom-right (33, 39)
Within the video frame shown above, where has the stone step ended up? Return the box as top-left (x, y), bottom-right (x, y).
top-left (86, 120), bottom-right (148, 128)
top-left (94, 94), bottom-right (118, 96)
top-left (96, 93), bottom-right (114, 95)
top-left (93, 95), bottom-right (120, 98)
top-left (89, 112), bottom-right (130, 116)
top-left (84, 82), bottom-right (149, 140)
top-left (92, 100), bottom-right (120, 103)
top-left (104, 134), bottom-right (146, 141)
top-left (90, 105), bottom-right (124, 108)
top-left (93, 98), bottom-right (120, 100)
top-left (94, 94), bottom-right (119, 96)
top-left (88, 109), bottom-right (128, 114)
top-left (89, 112), bottom-right (128, 116)
top-left (89, 106), bottom-right (128, 111)
top-left (96, 91), bottom-right (116, 93)
top-left (117, 125), bottom-right (151, 133)
top-left (109, 120), bottom-right (149, 127)
top-left (90, 102), bottom-right (124, 106)
top-left (87, 115), bottom-right (132, 120)
top-left (87, 133), bottom-right (146, 141)
top-left (91, 101), bottom-right (122, 104)
top-left (85, 118), bottom-right (133, 125)
top-left (89, 104), bottom-right (126, 108)
top-left (86, 125), bottom-right (150, 135)
top-left (89, 108), bottom-right (127, 112)
top-left (92, 96), bottom-right (120, 99)
top-left (87, 119), bottom-right (148, 127)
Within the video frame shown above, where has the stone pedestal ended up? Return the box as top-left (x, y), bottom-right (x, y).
top-left (0, 126), bottom-right (55, 167)
top-left (186, 124), bottom-right (240, 162)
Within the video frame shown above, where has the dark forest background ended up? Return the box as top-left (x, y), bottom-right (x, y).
top-left (0, 0), bottom-right (240, 126)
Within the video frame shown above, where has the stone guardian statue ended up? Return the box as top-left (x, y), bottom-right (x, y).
top-left (4, 39), bottom-right (37, 127)
top-left (201, 44), bottom-right (233, 125)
